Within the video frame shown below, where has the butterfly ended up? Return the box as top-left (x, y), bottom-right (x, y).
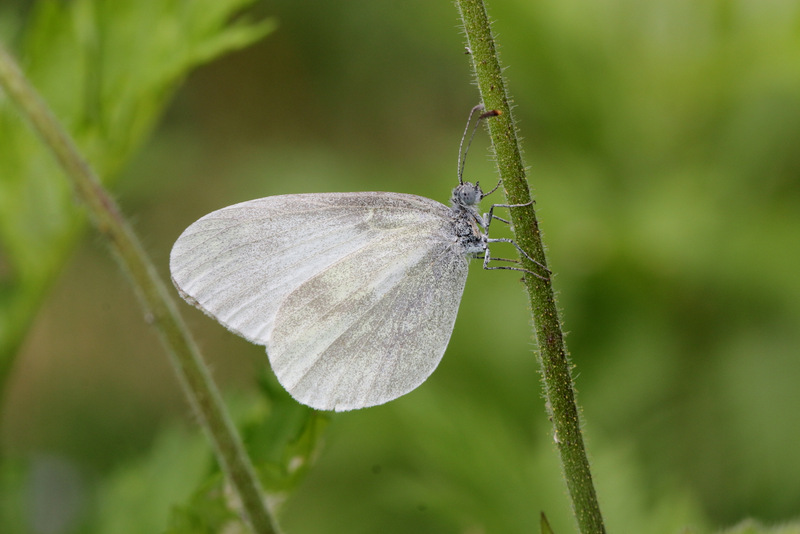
top-left (169, 105), bottom-right (545, 411)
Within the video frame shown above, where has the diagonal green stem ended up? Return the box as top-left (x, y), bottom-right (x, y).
top-left (454, 1), bottom-right (606, 533)
top-left (0, 43), bottom-right (279, 534)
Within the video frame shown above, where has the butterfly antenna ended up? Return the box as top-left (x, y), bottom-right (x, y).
top-left (458, 104), bottom-right (502, 185)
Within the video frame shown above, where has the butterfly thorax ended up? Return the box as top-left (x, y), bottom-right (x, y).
top-left (450, 182), bottom-right (488, 255)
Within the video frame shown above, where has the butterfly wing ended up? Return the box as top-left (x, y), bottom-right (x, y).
top-left (170, 192), bottom-right (470, 411)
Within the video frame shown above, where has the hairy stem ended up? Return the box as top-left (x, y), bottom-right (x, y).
top-left (0, 43), bottom-right (279, 534)
top-left (454, 1), bottom-right (606, 532)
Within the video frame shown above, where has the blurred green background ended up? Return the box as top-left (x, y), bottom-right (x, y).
top-left (2, 0), bottom-right (800, 532)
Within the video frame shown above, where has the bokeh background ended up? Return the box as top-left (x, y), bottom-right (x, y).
top-left (2, 0), bottom-right (800, 532)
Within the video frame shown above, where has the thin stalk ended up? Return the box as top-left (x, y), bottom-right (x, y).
top-left (454, 1), bottom-right (606, 533)
top-left (0, 43), bottom-right (279, 534)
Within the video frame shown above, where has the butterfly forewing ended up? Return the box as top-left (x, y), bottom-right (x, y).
top-left (170, 192), bottom-right (471, 410)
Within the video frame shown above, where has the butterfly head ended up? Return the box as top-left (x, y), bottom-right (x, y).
top-left (451, 181), bottom-right (484, 209)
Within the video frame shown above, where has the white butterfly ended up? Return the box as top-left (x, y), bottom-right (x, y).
top-left (170, 107), bottom-right (544, 411)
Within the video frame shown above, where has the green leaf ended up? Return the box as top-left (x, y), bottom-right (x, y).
top-left (165, 384), bottom-right (327, 533)
top-left (0, 424), bottom-right (211, 534)
top-left (245, 371), bottom-right (329, 494)
top-left (0, 457), bottom-right (27, 534)
top-left (90, 425), bottom-right (212, 534)
top-left (166, 473), bottom-right (242, 534)
top-left (541, 511), bottom-right (555, 534)
top-left (718, 519), bottom-right (800, 534)
top-left (0, 0), bottom-right (274, 396)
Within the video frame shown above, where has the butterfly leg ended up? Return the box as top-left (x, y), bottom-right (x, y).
top-left (482, 200), bottom-right (551, 278)
top-left (478, 253), bottom-right (540, 275)
top-left (484, 238), bottom-right (550, 280)
top-left (485, 200), bottom-right (533, 227)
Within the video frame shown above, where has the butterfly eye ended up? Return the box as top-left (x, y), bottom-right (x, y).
top-left (453, 183), bottom-right (480, 207)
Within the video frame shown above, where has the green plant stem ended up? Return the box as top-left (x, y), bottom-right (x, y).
top-left (0, 43), bottom-right (279, 534)
top-left (455, 1), bottom-right (606, 533)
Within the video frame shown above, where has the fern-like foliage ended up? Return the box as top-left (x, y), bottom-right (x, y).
top-left (0, 0), bottom-right (275, 395)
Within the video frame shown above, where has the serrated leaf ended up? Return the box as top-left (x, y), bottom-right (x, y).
top-left (0, 0), bottom-right (274, 395)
